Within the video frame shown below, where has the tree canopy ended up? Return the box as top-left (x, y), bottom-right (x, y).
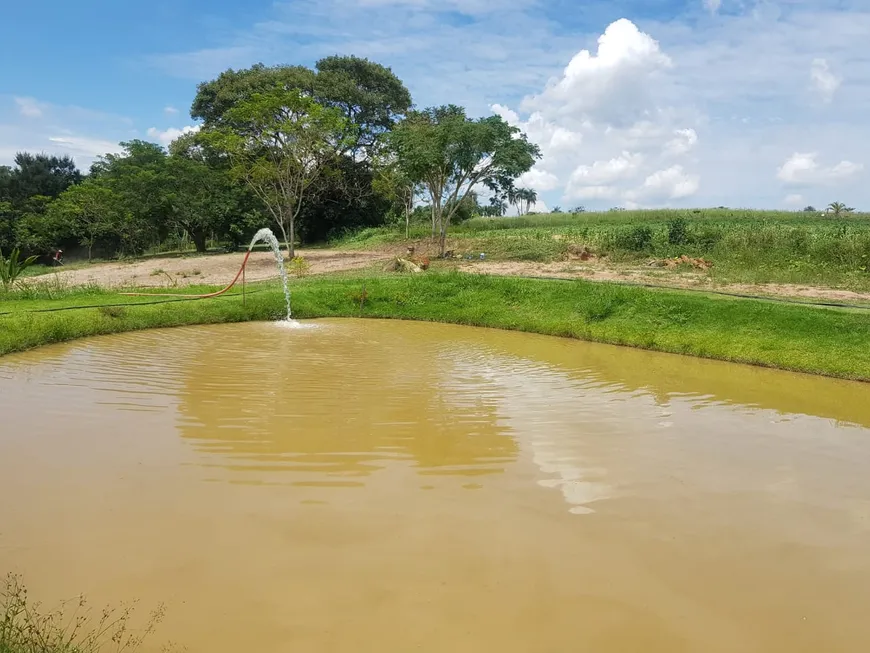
top-left (0, 52), bottom-right (546, 263)
top-left (390, 104), bottom-right (540, 254)
top-left (201, 87), bottom-right (352, 256)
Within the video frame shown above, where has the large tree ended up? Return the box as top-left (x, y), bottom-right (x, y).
top-left (46, 182), bottom-right (123, 261)
top-left (90, 141), bottom-right (171, 253)
top-left (202, 87), bottom-right (351, 256)
top-left (390, 105), bottom-right (540, 255)
top-left (372, 153), bottom-right (421, 238)
top-left (313, 55), bottom-right (413, 156)
top-left (0, 154), bottom-right (82, 252)
top-left (192, 57), bottom-right (411, 157)
top-left (192, 58), bottom-right (412, 247)
top-left (6, 153), bottom-right (81, 201)
top-left (163, 135), bottom-right (250, 253)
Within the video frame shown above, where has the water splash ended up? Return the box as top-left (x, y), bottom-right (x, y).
top-left (249, 228), bottom-right (293, 322)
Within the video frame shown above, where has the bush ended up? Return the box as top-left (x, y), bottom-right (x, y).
top-left (689, 225), bottom-right (723, 251)
top-left (615, 225), bottom-right (654, 251)
top-left (667, 217), bottom-right (688, 245)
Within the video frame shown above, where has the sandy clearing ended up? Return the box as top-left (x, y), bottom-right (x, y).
top-left (38, 246), bottom-right (870, 305)
top-left (47, 249), bottom-right (388, 289)
top-left (457, 260), bottom-right (870, 304)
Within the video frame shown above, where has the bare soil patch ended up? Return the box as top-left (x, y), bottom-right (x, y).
top-left (457, 260), bottom-right (870, 305)
top-left (43, 244), bottom-right (870, 305)
top-left (50, 249), bottom-right (388, 289)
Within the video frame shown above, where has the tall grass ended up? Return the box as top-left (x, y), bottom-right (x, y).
top-left (333, 210), bottom-right (870, 287)
top-left (0, 574), bottom-right (171, 653)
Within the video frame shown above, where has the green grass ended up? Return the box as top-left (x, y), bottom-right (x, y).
top-left (334, 210), bottom-right (870, 290)
top-left (2, 272), bottom-right (869, 381)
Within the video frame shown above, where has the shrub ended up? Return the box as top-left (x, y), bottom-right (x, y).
top-left (615, 225), bottom-right (654, 251)
top-left (0, 248), bottom-right (39, 291)
top-left (667, 217), bottom-right (688, 246)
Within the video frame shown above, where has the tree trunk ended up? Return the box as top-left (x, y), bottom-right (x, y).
top-left (288, 216), bottom-right (296, 259)
top-left (275, 220), bottom-right (290, 260)
top-left (191, 230), bottom-right (208, 253)
top-left (88, 240), bottom-right (93, 263)
top-left (430, 204), bottom-right (436, 239)
top-left (439, 212), bottom-right (449, 257)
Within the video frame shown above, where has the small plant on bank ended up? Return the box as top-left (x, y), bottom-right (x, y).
top-left (0, 573), bottom-right (171, 653)
top-left (0, 249), bottom-right (39, 292)
top-left (290, 256), bottom-right (311, 278)
top-left (98, 305), bottom-right (127, 319)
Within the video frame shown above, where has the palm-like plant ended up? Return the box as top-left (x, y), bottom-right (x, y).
top-left (0, 248), bottom-right (39, 291)
top-left (516, 187), bottom-right (537, 215)
top-left (827, 201), bottom-right (855, 216)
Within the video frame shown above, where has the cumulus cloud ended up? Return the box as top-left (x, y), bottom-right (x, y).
top-left (519, 18), bottom-right (671, 128)
top-left (565, 185), bottom-right (621, 201)
top-left (14, 97), bottom-right (45, 118)
top-left (493, 19), bottom-right (701, 208)
top-left (627, 165), bottom-right (700, 201)
top-left (777, 152), bottom-right (863, 185)
top-left (517, 168), bottom-right (560, 192)
top-left (146, 125), bottom-right (200, 145)
top-left (810, 58), bottom-right (841, 103)
top-left (568, 152), bottom-right (643, 187)
top-left (164, 106), bottom-right (179, 115)
top-left (663, 128), bottom-right (698, 157)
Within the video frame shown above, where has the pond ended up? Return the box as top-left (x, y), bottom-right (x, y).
top-left (1, 319), bottom-right (869, 652)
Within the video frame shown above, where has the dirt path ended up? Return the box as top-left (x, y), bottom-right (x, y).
top-left (44, 246), bottom-right (870, 305)
top-left (49, 249), bottom-right (388, 289)
top-left (457, 260), bottom-right (870, 305)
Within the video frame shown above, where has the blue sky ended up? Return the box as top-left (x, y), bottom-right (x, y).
top-left (1, 0), bottom-right (868, 210)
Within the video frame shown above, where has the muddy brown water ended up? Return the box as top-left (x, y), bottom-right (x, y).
top-left (1, 319), bottom-right (869, 652)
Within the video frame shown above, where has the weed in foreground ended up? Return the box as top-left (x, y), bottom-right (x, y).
top-left (0, 573), bottom-right (177, 653)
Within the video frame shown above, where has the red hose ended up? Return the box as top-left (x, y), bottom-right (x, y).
top-left (120, 248), bottom-right (254, 298)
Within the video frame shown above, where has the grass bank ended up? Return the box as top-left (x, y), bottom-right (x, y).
top-left (336, 209), bottom-right (870, 290)
top-left (1, 272), bottom-right (869, 381)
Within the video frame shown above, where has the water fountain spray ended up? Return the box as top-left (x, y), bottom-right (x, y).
top-left (121, 227), bottom-right (295, 323)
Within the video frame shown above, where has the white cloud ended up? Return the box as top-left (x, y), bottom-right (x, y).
top-left (703, 0), bottom-right (722, 14)
top-left (777, 152), bottom-right (863, 185)
top-left (568, 152), bottom-right (643, 186)
top-left (810, 58), bottom-right (841, 103)
top-left (493, 19), bottom-right (701, 208)
top-left (146, 125), bottom-right (200, 145)
top-left (784, 193), bottom-right (805, 206)
top-left (565, 185), bottom-right (620, 201)
top-left (164, 106), bottom-right (179, 115)
top-left (139, 0), bottom-right (870, 208)
top-left (663, 128), bottom-right (698, 157)
top-left (47, 136), bottom-right (122, 159)
top-left (630, 165), bottom-right (700, 200)
top-left (14, 97), bottom-right (45, 118)
top-left (517, 168), bottom-right (560, 192)
top-left (0, 96), bottom-right (129, 169)
top-left (519, 18), bottom-right (671, 128)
